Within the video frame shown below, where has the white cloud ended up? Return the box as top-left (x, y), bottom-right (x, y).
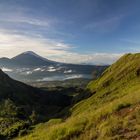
top-left (1, 67), bottom-right (13, 72)
top-left (0, 2), bottom-right (51, 27)
top-left (51, 52), bottom-right (123, 65)
top-left (0, 30), bottom-right (122, 64)
top-left (0, 17), bottom-right (50, 27)
top-left (0, 30), bottom-right (71, 57)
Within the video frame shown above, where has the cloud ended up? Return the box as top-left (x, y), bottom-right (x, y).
top-left (0, 17), bottom-right (50, 27)
top-left (0, 29), bottom-right (122, 64)
top-left (120, 39), bottom-right (140, 46)
top-left (51, 52), bottom-right (123, 65)
top-left (84, 15), bottom-right (124, 33)
top-left (0, 30), bottom-right (71, 57)
top-left (0, 2), bottom-right (57, 35)
top-left (0, 3), bottom-right (74, 41)
top-left (118, 38), bottom-right (140, 52)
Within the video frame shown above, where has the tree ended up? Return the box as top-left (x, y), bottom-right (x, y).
top-left (29, 110), bottom-right (38, 124)
top-left (0, 99), bottom-right (17, 118)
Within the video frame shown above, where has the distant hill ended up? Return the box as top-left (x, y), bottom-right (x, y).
top-left (0, 51), bottom-right (108, 82)
top-left (17, 53), bottom-right (140, 140)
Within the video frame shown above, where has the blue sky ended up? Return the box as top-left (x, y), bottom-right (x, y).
top-left (0, 0), bottom-right (140, 64)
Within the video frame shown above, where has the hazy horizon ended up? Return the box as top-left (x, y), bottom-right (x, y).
top-left (0, 50), bottom-right (118, 65)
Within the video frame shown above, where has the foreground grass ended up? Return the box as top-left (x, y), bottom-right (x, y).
top-left (16, 53), bottom-right (140, 140)
top-left (16, 86), bottom-right (140, 140)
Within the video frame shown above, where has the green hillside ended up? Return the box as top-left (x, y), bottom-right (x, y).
top-left (16, 53), bottom-right (140, 140)
top-left (0, 69), bottom-right (72, 139)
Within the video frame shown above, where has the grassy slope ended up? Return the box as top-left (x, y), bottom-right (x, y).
top-left (16, 53), bottom-right (140, 140)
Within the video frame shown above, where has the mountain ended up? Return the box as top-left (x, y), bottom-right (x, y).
top-left (0, 51), bottom-right (108, 82)
top-left (0, 51), bottom-right (56, 67)
top-left (17, 53), bottom-right (140, 140)
top-left (11, 51), bottom-right (57, 67)
top-left (0, 57), bottom-right (11, 67)
top-left (0, 69), bottom-right (71, 139)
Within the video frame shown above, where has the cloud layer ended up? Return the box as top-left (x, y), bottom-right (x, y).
top-left (0, 29), bottom-right (122, 64)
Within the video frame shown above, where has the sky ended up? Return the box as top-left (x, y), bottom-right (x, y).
top-left (0, 0), bottom-right (140, 64)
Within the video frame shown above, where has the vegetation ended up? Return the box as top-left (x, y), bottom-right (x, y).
top-left (15, 53), bottom-right (140, 140)
top-left (0, 69), bottom-right (73, 139)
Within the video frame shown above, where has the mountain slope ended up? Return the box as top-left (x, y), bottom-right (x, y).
top-left (0, 69), bottom-right (71, 106)
top-left (17, 53), bottom-right (140, 140)
top-left (11, 51), bottom-right (56, 67)
top-left (0, 69), bottom-right (71, 139)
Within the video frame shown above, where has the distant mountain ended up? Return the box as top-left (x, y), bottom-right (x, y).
top-left (0, 51), bottom-right (57, 67)
top-left (0, 51), bottom-right (108, 82)
top-left (0, 57), bottom-right (11, 66)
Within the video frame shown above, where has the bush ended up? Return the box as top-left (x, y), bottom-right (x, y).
top-left (18, 129), bottom-right (28, 137)
top-left (115, 103), bottom-right (131, 111)
top-left (29, 111), bottom-right (38, 124)
top-left (1, 120), bottom-right (30, 139)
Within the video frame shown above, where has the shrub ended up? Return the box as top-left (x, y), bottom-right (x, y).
top-left (115, 103), bottom-right (131, 111)
top-left (18, 129), bottom-right (28, 137)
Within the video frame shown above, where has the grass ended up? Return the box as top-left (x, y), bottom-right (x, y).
top-left (16, 86), bottom-right (140, 140)
top-left (15, 53), bottom-right (140, 140)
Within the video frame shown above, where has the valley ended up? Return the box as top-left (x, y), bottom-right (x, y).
top-left (0, 52), bottom-right (106, 139)
top-left (0, 1), bottom-right (139, 139)
top-left (0, 53), bottom-right (140, 140)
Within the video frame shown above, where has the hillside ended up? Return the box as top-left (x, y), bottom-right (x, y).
top-left (16, 53), bottom-right (140, 140)
top-left (0, 69), bottom-right (72, 139)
